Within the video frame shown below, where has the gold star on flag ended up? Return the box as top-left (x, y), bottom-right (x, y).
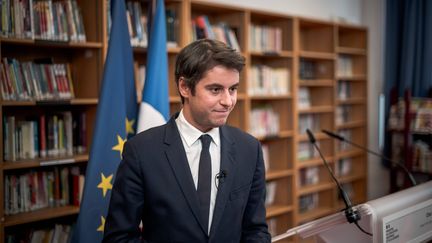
top-left (126, 118), bottom-right (135, 135)
top-left (97, 173), bottom-right (113, 197)
top-left (97, 216), bottom-right (106, 232)
top-left (112, 135), bottom-right (126, 158)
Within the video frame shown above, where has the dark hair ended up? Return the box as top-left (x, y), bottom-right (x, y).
top-left (175, 39), bottom-right (245, 103)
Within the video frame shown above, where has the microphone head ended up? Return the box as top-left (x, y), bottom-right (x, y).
top-left (306, 129), bottom-right (316, 144)
top-left (322, 129), bottom-right (345, 141)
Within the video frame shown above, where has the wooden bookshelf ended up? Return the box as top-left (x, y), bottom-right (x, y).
top-left (0, 0), bottom-right (368, 241)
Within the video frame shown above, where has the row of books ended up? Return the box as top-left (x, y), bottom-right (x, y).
top-left (3, 112), bottom-right (87, 162)
top-left (337, 129), bottom-right (352, 151)
top-left (1, 58), bottom-right (75, 101)
top-left (412, 140), bottom-right (432, 173)
top-left (1, 0), bottom-right (86, 42)
top-left (299, 59), bottom-right (331, 80)
top-left (337, 81), bottom-right (352, 100)
top-left (249, 24), bottom-right (282, 53)
top-left (249, 106), bottom-right (280, 137)
top-left (337, 55), bottom-right (354, 77)
top-left (265, 181), bottom-right (277, 206)
top-left (6, 223), bottom-right (74, 243)
top-left (336, 105), bottom-right (351, 125)
top-left (297, 141), bottom-right (320, 161)
top-left (126, 1), bottom-right (148, 47)
top-left (299, 192), bottom-right (319, 213)
top-left (4, 166), bottom-right (84, 215)
top-left (298, 87), bottom-right (312, 109)
top-left (299, 166), bottom-right (319, 187)
top-left (388, 98), bottom-right (432, 132)
top-left (249, 65), bottom-right (290, 96)
top-left (191, 15), bottom-right (241, 51)
top-left (335, 158), bottom-right (353, 177)
top-left (298, 114), bottom-right (320, 134)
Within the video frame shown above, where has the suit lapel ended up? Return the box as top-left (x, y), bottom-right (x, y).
top-left (209, 126), bottom-right (236, 236)
top-left (164, 117), bottom-right (209, 235)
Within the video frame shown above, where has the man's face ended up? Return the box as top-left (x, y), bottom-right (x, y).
top-left (179, 65), bottom-right (239, 132)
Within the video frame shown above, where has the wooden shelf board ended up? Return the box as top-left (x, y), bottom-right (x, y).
top-left (336, 47), bottom-right (367, 55)
top-left (338, 174), bottom-right (366, 183)
top-left (0, 38), bottom-right (102, 49)
top-left (297, 156), bottom-right (334, 168)
top-left (266, 205), bottom-right (294, 218)
top-left (266, 169), bottom-right (294, 180)
top-left (298, 182), bottom-right (334, 195)
top-left (299, 80), bottom-right (334, 87)
top-left (250, 94), bottom-right (292, 100)
top-left (2, 154), bottom-right (89, 170)
top-left (1, 99), bottom-right (98, 106)
top-left (297, 206), bottom-right (334, 224)
top-left (336, 120), bottom-right (366, 129)
top-left (298, 106), bottom-right (333, 113)
top-left (249, 50), bottom-right (293, 58)
top-left (336, 75), bottom-right (367, 81)
top-left (336, 98), bottom-right (366, 105)
top-left (335, 149), bottom-right (364, 159)
top-left (255, 130), bottom-right (294, 141)
top-left (299, 51), bottom-right (335, 60)
top-left (4, 206), bottom-right (80, 227)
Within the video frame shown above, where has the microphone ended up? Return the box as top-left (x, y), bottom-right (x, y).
top-left (321, 129), bottom-right (417, 186)
top-left (306, 129), bottom-right (371, 236)
top-left (215, 170), bottom-right (228, 189)
top-left (216, 170), bottom-right (228, 180)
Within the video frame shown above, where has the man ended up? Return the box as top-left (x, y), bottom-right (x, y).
top-left (103, 39), bottom-right (270, 242)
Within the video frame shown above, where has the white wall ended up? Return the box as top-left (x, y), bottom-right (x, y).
top-left (203, 0), bottom-right (362, 24)
top-left (204, 0), bottom-right (388, 199)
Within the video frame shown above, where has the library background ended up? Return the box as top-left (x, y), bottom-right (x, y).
top-left (0, 0), bottom-right (430, 242)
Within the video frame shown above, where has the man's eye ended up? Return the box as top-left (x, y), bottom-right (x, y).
top-left (229, 87), bottom-right (238, 92)
top-left (210, 88), bottom-right (221, 93)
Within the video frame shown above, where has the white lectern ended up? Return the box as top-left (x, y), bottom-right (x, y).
top-left (272, 180), bottom-right (432, 243)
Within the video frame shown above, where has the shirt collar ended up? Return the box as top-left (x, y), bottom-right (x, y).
top-left (176, 110), bottom-right (220, 148)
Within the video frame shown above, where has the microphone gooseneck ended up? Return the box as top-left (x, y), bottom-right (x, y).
top-left (306, 129), bottom-right (371, 236)
top-left (321, 129), bottom-right (417, 186)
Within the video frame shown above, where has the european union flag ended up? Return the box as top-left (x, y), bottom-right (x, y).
top-left (72, 0), bottom-right (137, 242)
top-left (137, 0), bottom-right (169, 133)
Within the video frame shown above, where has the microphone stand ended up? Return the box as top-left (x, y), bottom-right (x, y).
top-left (321, 129), bottom-right (417, 187)
top-left (306, 129), bottom-right (372, 236)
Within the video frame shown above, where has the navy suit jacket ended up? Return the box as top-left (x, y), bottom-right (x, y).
top-left (103, 115), bottom-right (270, 243)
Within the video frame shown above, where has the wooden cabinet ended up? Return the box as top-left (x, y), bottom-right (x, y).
top-left (0, 0), bottom-right (368, 241)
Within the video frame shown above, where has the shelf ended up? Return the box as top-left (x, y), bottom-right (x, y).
top-left (2, 154), bottom-right (89, 170)
top-left (299, 51), bottom-right (335, 60)
top-left (250, 50), bottom-right (293, 58)
top-left (336, 120), bottom-right (366, 129)
top-left (336, 75), bottom-right (367, 81)
top-left (336, 98), bottom-right (366, 105)
top-left (298, 182), bottom-right (334, 195)
top-left (3, 206), bottom-right (80, 227)
top-left (250, 94), bottom-right (292, 100)
top-left (298, 106), bottom-right (333, 113)
top-left (299, 80), bottom-right (333, 87)
top-left (335, 149), bottom-right (364, 159)
top-left (297, 206), bottom-right (334, 223)
top-left (266, 205), bottom-right (294, 218)
top-left (1, 99), bottom-right (98, 106)
top-left (336, 47), bottom-right (367, 55)
top-left (338, 173), bottom-right (366, 183)
top-left (0, 38), bottom-right (102, 49)
top-left (297, 156), bottom-right (334, 168)
top-left (255, 130), bottom-right (294, 141)
top-left (266, 169), bottom-right (294, 180)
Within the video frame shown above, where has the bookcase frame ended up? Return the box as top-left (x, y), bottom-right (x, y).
top-left (0, 0), bottom-right (368, 242)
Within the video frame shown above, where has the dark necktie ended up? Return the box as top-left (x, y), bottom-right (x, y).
top-left (197, 134), bottom-right (212, 233)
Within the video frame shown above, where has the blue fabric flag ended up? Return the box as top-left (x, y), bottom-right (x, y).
top-left (72, 0), bottom-right (137, 242)
top-left (137, 0), bottom-right (170, 133)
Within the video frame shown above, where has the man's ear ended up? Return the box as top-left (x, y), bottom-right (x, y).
top-left (178, 77), bottom-right (190, 98)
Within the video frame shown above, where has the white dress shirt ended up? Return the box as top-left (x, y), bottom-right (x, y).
top-left (175, 110), bottom-right (221, 234)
